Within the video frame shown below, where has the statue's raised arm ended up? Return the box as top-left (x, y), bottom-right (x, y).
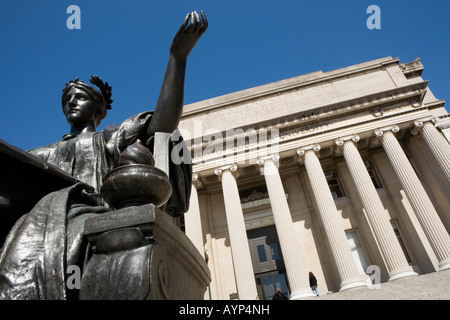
top-left (147, 10), bottom-right (208, 139)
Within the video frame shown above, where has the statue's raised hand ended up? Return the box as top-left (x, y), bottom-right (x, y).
top-left (147, 10), bottom-right (208, 137)
top-left (170, 10), bottom-right (208, 61)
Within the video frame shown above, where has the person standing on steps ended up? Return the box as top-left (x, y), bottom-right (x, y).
top-left (309, 271), bottom-right (319, 296)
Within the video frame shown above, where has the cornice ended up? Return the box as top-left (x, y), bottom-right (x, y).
top-left (274, 81), bottom-right (428, 135)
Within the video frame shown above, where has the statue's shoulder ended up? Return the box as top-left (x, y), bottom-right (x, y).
top-left (27, 140), bottom-right (60, 153)
top-left (27, 140), bottom-right (61, 161)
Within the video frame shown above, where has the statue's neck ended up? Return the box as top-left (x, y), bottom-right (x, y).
top-left (70, 123), bottom-right (96, 135)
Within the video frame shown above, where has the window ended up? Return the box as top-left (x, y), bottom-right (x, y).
top-left (257, 245), bottom-right (268, 263)
top-left (391, 221), bottom-right (412, 264)
top-left (324, 170), bottom-right (345, 199)
top-left (364, 160), bottom-right (382, 189)
top-left (346, 230), bottom-right (369, 274)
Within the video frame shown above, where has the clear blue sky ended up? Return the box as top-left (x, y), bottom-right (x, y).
top-left (1, 0), bottom-right (449, 151)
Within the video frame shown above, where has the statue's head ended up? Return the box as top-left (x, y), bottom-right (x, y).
top-left (62, 76), bottom-right (113, 128)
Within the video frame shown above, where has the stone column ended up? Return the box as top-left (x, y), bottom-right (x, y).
top-left (257, 155), bottom-right (315, 299)
top-left (336, 135), bottom-right (417, 280)
top-left (411, 117), bottom-right (450, 181)
top-left (375, 126), bottom-right (450, 271)
top-left (214, 164), bottom-right (258, 300)
top-left (184, 173), bottom-right (205, 259)
top-left (297, 145), bottom-right (367, 291)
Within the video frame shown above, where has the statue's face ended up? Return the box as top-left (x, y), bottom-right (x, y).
top-left (63, 87), bottom-right (98, 128)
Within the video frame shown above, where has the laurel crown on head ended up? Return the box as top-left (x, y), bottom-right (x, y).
top-left (64, 75), bottom-right (113, 110)
top-left (89, 75), bottom-right (113, 110)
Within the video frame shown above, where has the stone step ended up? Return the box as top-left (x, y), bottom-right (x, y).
top-left (312, 269), bottom-right (450, 300)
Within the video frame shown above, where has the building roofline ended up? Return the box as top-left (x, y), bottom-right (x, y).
top-left (182, 56), bottom-right (400, 118)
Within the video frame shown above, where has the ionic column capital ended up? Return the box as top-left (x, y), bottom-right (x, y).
top-left (335, 134), bottom-right (360, 147)
top-left (214, 164), bottom-right (239, 180)
top-left (256, 154), bottom-right (280, 166)
top-left (415, 116), bottom-right (437, 127)
top-left (192, 172), bottom-right (203, 189)
top-left (256, 154), bottom-right (280, 176)
top-left (297, 144), bottom-right (321, 164)
top-left (296, 144), bottom-right (321, 156)
top-left (335, 135), bottom-right (360, 156)
top-left (411, 116), bottom-right (437, 135)
top-left (374, 125), bottom-right (400, 139)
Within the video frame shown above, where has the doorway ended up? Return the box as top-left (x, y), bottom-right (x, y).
top-left (247, 226), bottom-right (290, 300)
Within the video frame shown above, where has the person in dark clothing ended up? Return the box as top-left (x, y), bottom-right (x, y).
top-left (309, 271), bottom-right (319, 296)
top-left (272, 288), bottom-right (288, 300)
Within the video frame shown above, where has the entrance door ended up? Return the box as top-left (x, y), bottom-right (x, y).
top-left (256, 272), bottom-right (289, 300)
top-left (248, 226), bottom-right (290, 300)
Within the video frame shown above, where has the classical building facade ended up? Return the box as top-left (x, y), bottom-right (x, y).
top-left (177, 56), bottom-right (450, 300)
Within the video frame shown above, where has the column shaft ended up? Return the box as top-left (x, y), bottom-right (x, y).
top-left (218, 167), bottom-right (258, 299)
top-left (379, 129), bottom-right (450, 270)
top-left (301, 147), bottom-right (367, 290)
top-left (260, 157), bottom-right (315, 299)
top-left (185, 181), bottom-right (205, 259)
top-left (419, 121), bottom-right (450, 181)
top-left (338, 136), bottom-right (417, 280)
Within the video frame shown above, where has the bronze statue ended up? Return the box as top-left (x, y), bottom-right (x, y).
top-left (0, 11), bottom-right (208, 300)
